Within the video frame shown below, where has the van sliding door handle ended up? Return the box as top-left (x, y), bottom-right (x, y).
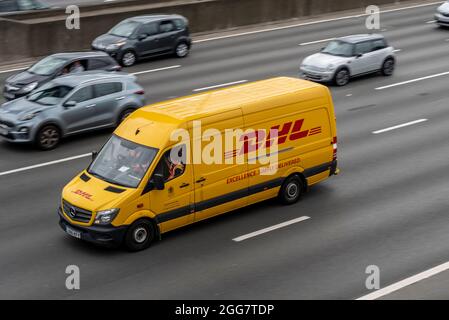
top-left (180, 183), bottom-right (190, 188)
top-left (196, 177), bottom-right (206, 183)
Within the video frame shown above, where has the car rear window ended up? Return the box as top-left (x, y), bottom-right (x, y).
top-left (372, 39), bottom-right (387, 51)
top-left (94, 82), bottom-right (122, 97)
top-left (159, 21), bottom-right (175, 33)
top-left (173, 19), bottom-right (186, 30)
top-left (88, 58), bottom-right (110, 70)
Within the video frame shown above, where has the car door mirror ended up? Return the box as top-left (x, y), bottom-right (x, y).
top-left (91, 150), bottom-right (98, 161)
top-left (356, 53), bottom-right (363, 58)
top-left (150, 173), bottom-right (165, 191)
top-left (64, 100), bottom-right (77, 108)
top-left (138, 33), bottom-right (148, 41)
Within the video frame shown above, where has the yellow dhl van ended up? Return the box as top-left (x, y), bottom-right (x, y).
top-left (58, 77), bottom-right (339, 251)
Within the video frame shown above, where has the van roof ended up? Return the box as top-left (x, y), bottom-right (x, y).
top-left (142, 77), bottom-right (324, 122)
top-left (116, 77), bottom-right (329, 149)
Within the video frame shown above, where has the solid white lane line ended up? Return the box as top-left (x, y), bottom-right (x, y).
top-left (0, 153), bottom-right (91, 177)
top-left (0, 66), bottom-right (28, 74)
top-left (357, 261), bottom-right (449, 300)
top-left (372, 119), bottom-right (428, 134)
top-left (393, 49), bottom-right (402, 53)
top-left (426, 20), bottom-right (437, 23)
top-left (299, 37), bottom-right (335, 46)
top-left (131, 65), bottom-right (181, 76)
top-left (232, 216), bottom-right (310, 242)
top-left (193, 80), bottom-right (248, 92)
top-left (193, 2), bottom-right (443, 43)
top-left (376, 71), bottom-right (449, 90)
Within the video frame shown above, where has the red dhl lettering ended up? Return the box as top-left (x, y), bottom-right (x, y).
top-left (72, 189), bottom-right (93, 201)
top-left (226, 119), bottom-right (321, 159)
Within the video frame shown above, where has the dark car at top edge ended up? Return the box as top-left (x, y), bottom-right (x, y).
top-left (91, 14), bottom-right (192, 67)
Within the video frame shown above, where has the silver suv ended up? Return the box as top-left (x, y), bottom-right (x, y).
top-left (0, 71), bottom-right (145, 150)
top-left (300, 34), bottom-right (396, 86)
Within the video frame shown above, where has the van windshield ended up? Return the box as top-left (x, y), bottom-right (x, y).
top-left (88, 135), bottom-right (158, 188)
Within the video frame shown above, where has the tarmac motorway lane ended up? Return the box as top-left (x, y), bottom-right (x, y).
top-left (1, 1), bottom-right (449, 299)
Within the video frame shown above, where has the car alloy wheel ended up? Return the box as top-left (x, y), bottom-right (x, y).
top-left (382, 59), bottom-right (395, 76)
top-left (122, 52), bottom-right (136, 67)
top-left (335, 69), bottom-right (350, 86)
top-left (38, 125), bottom-right (60, 150)
top-left (175, 43), bottom-right (189, 58)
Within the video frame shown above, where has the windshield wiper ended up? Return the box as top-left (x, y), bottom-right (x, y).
top-left (88, 170), bottom-right (131, 188)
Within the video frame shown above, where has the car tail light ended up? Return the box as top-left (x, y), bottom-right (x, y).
top-left (134, 90), bottom-right (145, 95)
top-left (332, 136), bottom-right (337, 161)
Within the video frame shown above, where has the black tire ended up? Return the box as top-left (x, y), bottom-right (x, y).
top-left (174, 42), bottom-right (189, 58)
top-left (120, 50), bottom-right (137, 67)
top-left (35, 124), bottom-right (61, 150)
top-left (278, 175), bottom-right (304, 205)
top-left (118, 108), bottom-right (135, 125)
top-left (124, 219), bottom-right (156, 252)
top-left (333, 68), bottom-right (350, 86)
top-left (381, 58), bottom-right (395, 76)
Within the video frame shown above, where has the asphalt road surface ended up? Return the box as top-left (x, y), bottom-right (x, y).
top-left (1, 1), bottom-right (449, 300)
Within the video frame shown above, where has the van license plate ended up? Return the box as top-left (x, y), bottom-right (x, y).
top-left (66, 226), bottom-right (81, 239)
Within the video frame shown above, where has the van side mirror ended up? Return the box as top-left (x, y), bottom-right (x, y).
top-left (64, 101), bottom-right (77, 108)
top-left (92, 150), bottom-right (98, 161)
top-left (150, 173), bottom-right (165, 191)
top-left (356, 53), bottom-right (363, 58)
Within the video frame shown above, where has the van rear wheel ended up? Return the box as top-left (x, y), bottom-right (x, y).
top-left (124, 220), bottom-right (155, 252)
top-left (278, 175), bottom-right (304, 205)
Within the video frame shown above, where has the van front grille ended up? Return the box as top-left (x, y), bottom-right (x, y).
top-left (62, 200), bottom-right (92, 223)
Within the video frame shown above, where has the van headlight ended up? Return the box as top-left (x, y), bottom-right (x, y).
top-left (22, 82), bottom-right (38, 93)
top-left (94, 208), bottom-right (119, 225)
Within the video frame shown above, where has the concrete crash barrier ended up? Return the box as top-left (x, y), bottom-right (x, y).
top-left (0, 0), bottom-right (417, 63)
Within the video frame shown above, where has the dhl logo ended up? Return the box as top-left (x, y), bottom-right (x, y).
top-left (225, 119), bottom-right (321, 159)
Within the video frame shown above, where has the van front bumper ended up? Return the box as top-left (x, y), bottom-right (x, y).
top-left (58, 208), bottom-right (127, 246)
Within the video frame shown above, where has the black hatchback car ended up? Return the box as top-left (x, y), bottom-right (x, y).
top-left (3, 52), bottom-right (121, 100)
top-left (92, 14), bottom-right (192, 67)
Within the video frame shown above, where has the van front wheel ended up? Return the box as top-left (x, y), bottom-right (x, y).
top-left (278, 175), bottom-right (304, 205)
top-left (124, 220), bottom-right (156, 252)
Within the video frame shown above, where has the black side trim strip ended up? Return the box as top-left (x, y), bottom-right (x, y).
top-left (304, 161), bottom-right (334, 178)
top-left (105, 186), bottom-right (126, 194)
top-left (80, 173), bottom-right (90, 182)
top-left (156, 178), bottom-right (284, 223)
top-left (156, 205), bottom-right (192, 224)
